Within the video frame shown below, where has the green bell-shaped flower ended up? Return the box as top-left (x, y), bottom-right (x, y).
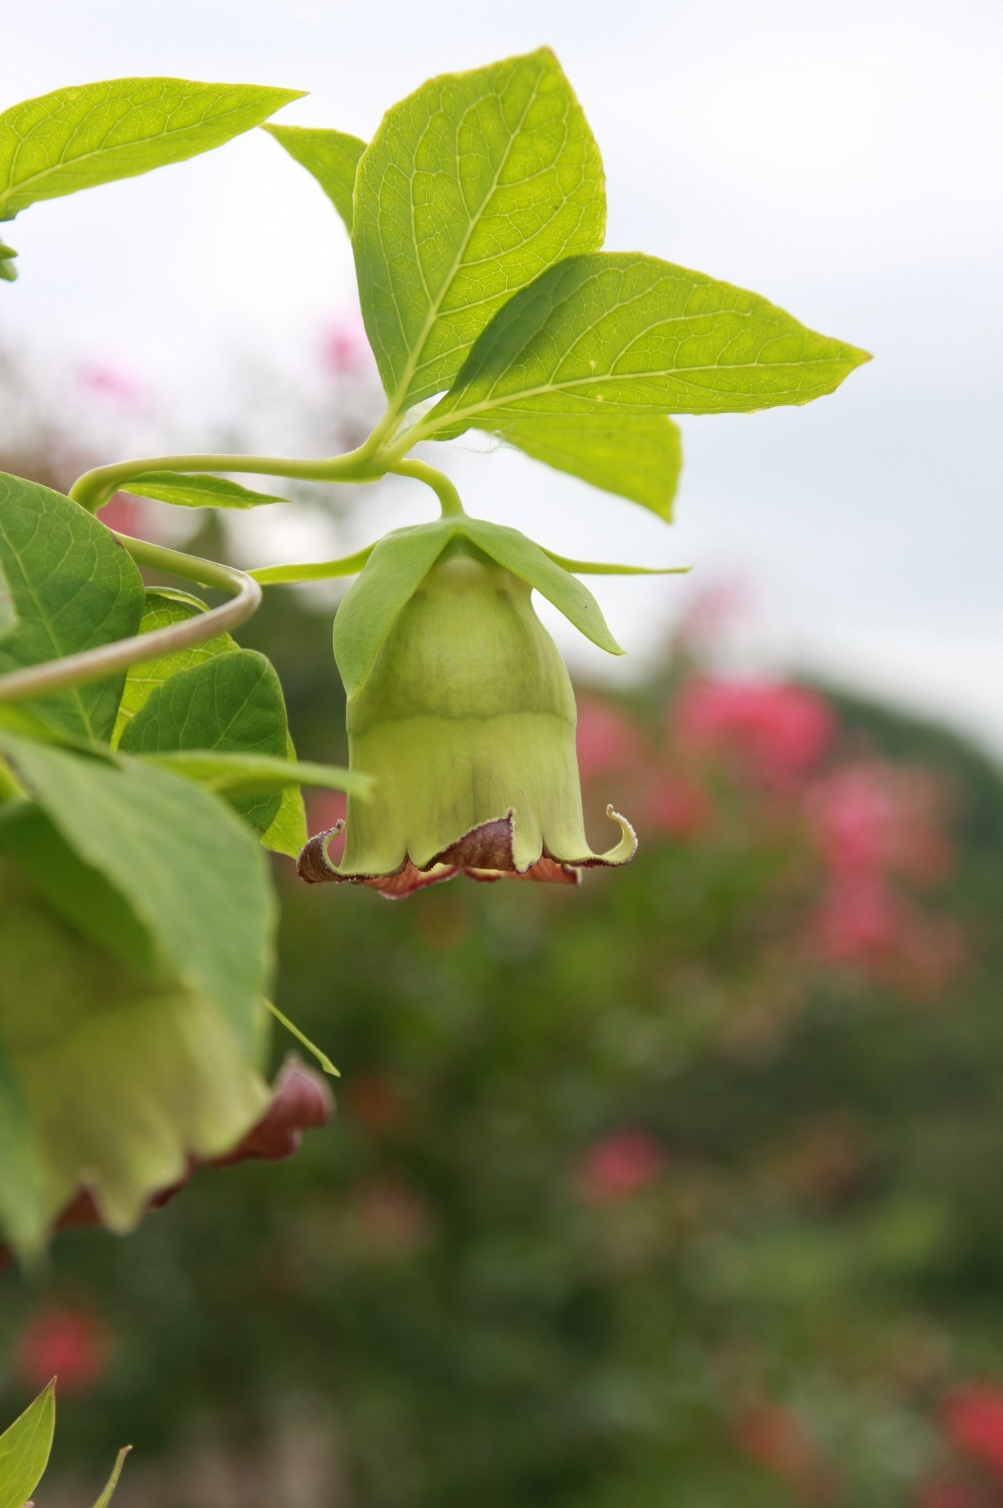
top-left (0, 854), bottom-right (271, 1255)
top-left (299, 542), bottom-right (635, 897)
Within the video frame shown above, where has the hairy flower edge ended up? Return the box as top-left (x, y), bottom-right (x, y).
top-left (297, 804), bottom-right (637, 899)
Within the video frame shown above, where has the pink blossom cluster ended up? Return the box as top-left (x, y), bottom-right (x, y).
top-left (576, 676), bottom-right (965, 998)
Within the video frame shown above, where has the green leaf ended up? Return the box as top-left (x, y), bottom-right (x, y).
top-left (460, 517), bottom-right (622, 655)
top-left (261, 783), bottom-right (307, 858)
top-left (265, 1002), bottom-right (339, 1077)
top-left (334, 520), bottom-right (459, 697)
top-left (0, 473), bottom-right (145, 741)
top-left (484, 412), bottom-right (683, 519)
top-left (91, 1447), bottom-right (131, 1508)
top-left (0, 550), bottom-right (15, 640)
top-left (0, 733), bottom-right (276, 1056)
top-left (0, 801), bottom-right (156, 975)
top-left (0, 1382), bottom-right (55, 1508)
top-left (250, 544), bottom-right (374, 585)
top-left (111, 589), bottom-right (237, 747)
top-left (121, 471), bottom-right (289, 509)
top-left (262, 733), bottom-right (308, 858)
top-left (0, 242), bottom-right (16, 282)
top-left (0, 79), bottom-right (304, 222)
top-left (134, 749), bottom-right (373, 799)
top-left (354, 48), bottom-right (605, 409)
top-left (118, 650), bottom-right (291, 832)
top-left (424, 252), bottom-right (871, 434)
top-left (264, 124), bottom-right (365, 233)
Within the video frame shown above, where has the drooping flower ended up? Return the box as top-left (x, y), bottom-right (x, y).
top-left (300, 541), bottom-right (636, 897)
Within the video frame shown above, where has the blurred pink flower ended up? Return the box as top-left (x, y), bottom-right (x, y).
top-left (77, 361), bottom-right (147, 408)
top-left (96, 492), bottom-right (150, 539)
top-left (577, 1130), bottom-right (665, 1204)
top-left (942, 1386), bottom-right (1003, 1480)
top-left (673, 679), bottom-right (835, 787)
top-left (813, 873), bottom-right (901, 963)
top-left (16, 1308), bottom-right (112, 1394)
top-left (812, 874), bottom-right (964, 995)
top-left (809, 765), bottom-right (899, 873)
top-left (320, 319), bottom-right (372, 375)
top-left (808, 763), bottom-right (953, 888)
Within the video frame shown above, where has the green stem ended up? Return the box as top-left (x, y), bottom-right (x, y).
top-left (0, 537), bottom-right (261, 707)
top-left (69, 444), bottom-right (385, 515)
top-left (390, 458), bottom-right (465, 517)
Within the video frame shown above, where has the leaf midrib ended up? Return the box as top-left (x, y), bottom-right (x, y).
top-left (423, 354), bottom-right (854, 435)
top-left (386, 62), bottom-right (548, 414)
top-left (0, 90), bottom-right (249, 214)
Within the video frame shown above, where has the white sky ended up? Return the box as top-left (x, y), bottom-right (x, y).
top-left (3, 0), bottom-right (1002, 750)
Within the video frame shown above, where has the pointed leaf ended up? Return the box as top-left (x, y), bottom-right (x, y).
top-left (260, 732), bottom-right (307, 858)
top-left (459, 518), bottom-right (622, 655)
top-left (91, 1447), bottom-right (131, 1508)
top-left (118, 650), bottom-right (291, 832)
top-left (542, 550), bottom-right (689, 576)
top-left (261, 783), bottom-right (307, 858)
top-left (264, 124), bottom-right (365, 233)
top-left (265, 1002), bottom-right (339, 1077)
top-left (424, 252), bottom-right (871, 434)
top-left (0, 79), bottom-right (303, 221)
top-left (111, 589), bottom-right (237, 747)
top-left (0, 1383), bottom-right (55, 1508)
top-left (121, 472), bottom-right (289, 509)
top-left (0, 473), bottom-right (145, 741)
top-left (251, 544), bottom-right (374, 585)
top-left (334, 520), bottom-right (459, 697)
top-left (482, 412), bottom-right (682, 519)
top-left (354, 48), bottom-right (605, 408)
top-left (0, 733), bottom-right (275, 1055)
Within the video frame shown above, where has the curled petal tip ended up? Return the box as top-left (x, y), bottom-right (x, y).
top-left (594, 805), bottom-right (638, 866)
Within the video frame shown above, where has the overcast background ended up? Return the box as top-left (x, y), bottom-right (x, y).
top-left (3, 0), bottom-right (1001, 749)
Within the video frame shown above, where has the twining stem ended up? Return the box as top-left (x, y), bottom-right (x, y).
top-left (0, 441), bottom-right (468, 701)
top-left (391, 458), bottom-right (465, 516)
top-left (0, 538), bottom-right (260, 706)
top-left (68, 443), bottom-right (385, 515)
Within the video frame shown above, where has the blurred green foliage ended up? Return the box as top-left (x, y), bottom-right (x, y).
top-left (5, 585), bottom-right (1003, 1508)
